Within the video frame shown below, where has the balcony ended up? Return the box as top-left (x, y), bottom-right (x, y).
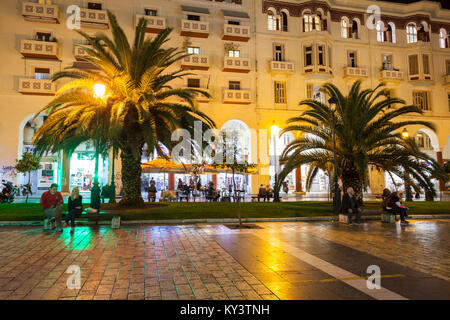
top-left (182, 87), bottom-right (211, 103)
top-left (19, 78), bottom-right (55, 96)
top-left (181, 55), bottom-right (210, 71)
top-left (443, 74), bottom-right (450, 87)
top-left (222, 24), bottom-right (250, 42)
top-left (22, 1), bottom-right (60, 23)
top-left (136, 15), bottom-right (166, 34)
top-left (408, 73), bottom-right (433, 84)
top-left (380, 70), bottom-right (403, 83)
top-left (20, 39), bottom-right (59, 60)
top-left (180, 20), bottom-right (209, 38)
top-left (270, 61), bottom-right (295, 73)
top-left (343, 66), bottom-right (368, 80)
top-left (80, 8), bottom-right (109, 29)
top-left (223, 89), bottom-right (251, 104)
top-left (303, 65), bottom-right (333, 78)
top-left (223, 57), bottom-right (251, 73)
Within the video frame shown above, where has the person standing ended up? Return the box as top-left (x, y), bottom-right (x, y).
top-left (40, 183), bottom-right (64, 232)
top-left (64, 187), bottom-right (83, 234)
top-left (340, 187), bottom-right (362, 225)
top-left (147, 179), bottom-right (157, 202)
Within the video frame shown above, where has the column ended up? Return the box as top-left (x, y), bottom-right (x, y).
top-left (168, 173), bottom-right (175, 191)
top-left (295, 166), bottom-right (303, 193)
top-left (436, 151), bottom-right (445, 192)
top-left (61, 151), bottom-right (70, 193)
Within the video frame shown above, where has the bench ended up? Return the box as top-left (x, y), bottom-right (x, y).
top-left (76, 212), bottom-right (121, 228)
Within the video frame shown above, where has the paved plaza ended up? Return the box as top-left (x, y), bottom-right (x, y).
top-left (0, 219), bottom-right (449, 300)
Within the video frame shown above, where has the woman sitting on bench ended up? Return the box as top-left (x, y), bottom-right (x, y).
top-left (64, 187), bottom-right (83, 234)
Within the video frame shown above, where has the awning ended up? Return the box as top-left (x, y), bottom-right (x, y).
top-left (222, 10), bottom-right (250, 20)
top-left (181, 6), bottom-right (210, 15)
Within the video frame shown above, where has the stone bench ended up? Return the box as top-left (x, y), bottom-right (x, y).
top-left (381, 212), bottom-right (396, 223)
top-left (77, 212), bottom-right (121, 228)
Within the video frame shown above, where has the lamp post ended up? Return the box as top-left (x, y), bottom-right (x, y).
top-left (401, 128), bottom-right (413, 201)
top-left (90, 83), bottom-right (106, 210)
top-left (328, 96), bottom-right (341, 214)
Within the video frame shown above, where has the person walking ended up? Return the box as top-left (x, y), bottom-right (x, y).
top-left (340, 187), bottom-right (362, 225)
top-left (40, 183), bottom-right (64, 232)
top-left (64, 187), bottom-right (83, 234)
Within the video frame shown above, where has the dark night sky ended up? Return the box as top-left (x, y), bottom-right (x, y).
top-left (377, 0), bottom-right (450, 9)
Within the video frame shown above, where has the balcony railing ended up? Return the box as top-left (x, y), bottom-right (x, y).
top-left (22, 1), bottom-right (60, 23)
top-left (408, 73), bottom-right (433, 82)
top-left (343, 66), bottom-right (368, 79)
top-left (136, 15), bottom-right (166, 33)
top-left (180, 20), bottom-right (209, 38)
top-left (80, 8), bottom-right (109, 29)
top-left (19, 78), bottom-right (55, 96)
top-left (303, 65), bottom-right (333, 76)
top-left (223, 57), bottom-right (251, 73)
top-left (180, 54), bottom-right (210, 70)
top-left (223, 89), bottom-right (251, 104)
top-left (270, 61), bottom-right (295, 73)
top-left (20, 39), bottom-right (59, 59)
top-left (222, 24), bottom-right (250, 42)
top-left (380, 70), bottom-right (403, 82)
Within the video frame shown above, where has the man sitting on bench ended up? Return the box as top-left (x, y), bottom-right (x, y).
top-left (257, 184), bottom-right (268, 202)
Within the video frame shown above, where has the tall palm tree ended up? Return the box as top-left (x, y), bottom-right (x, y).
top-left (32, 11), bottom-right (214, 206)
top-left (276, 81), bottom-right (446, 203)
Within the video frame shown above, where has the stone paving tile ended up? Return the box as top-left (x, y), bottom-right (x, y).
top-left (1, 221), bottom-right (448, 300)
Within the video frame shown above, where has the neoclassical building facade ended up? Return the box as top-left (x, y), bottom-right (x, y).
top-left (0, 0), bottom-right (449, 195)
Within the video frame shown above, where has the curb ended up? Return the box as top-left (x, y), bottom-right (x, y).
top-left (1, 215), bottom-right (449, 226)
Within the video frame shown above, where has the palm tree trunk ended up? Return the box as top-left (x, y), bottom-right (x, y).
top-left (342, 165), bottom-right (363, 204)
top-left (119, 146), bottom-right (144, 207)
top-left (232, 169), bottom-right (242, 228)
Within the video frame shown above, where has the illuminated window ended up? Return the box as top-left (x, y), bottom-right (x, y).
top-left (34, 67), bottom-right (50, 80)
top-left (187, 47), bottom-right (199, 55)
top-left (341, 18), bottom-right (348, 38)
top-left (268, 11), bottom-right (278, 31)
top-left (406, 23), bottom-right (417, 44)
top-left (376, 21), bottom-right (384, 42)
top-left (228, 50), bottom-right (240, 58)
top-left (274, 81), bottom-right (286, 104)
top-left (412, 91), bottom-right (431, 111)
top-left (304, 14), bottom-right (313, 32)
top-left (415, 132), bottom-right (432, 149)
top-left (228, 81), bottom-right (241, 90)
top-left (440, 28), bottom-right (449, 48)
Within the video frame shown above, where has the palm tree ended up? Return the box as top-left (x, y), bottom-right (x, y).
top-left (276, 81), bottom-right (447, 203)
top-left (32, 11), bottom-right (215, 206)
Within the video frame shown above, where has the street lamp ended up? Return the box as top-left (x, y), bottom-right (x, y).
top-left (328, 96), bottom-right (341, 214)
top-left (91, 83), bottom-right (106, 210)
top-left (270, 122), bottom-right (279, 188)
top-left (400, 128), bottom-right (413, 201)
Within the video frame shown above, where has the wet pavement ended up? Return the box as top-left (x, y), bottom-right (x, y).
top-left (0, 220), bottom-right (449, 300)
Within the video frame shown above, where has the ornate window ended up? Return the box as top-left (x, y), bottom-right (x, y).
top-left (406, 23), bottom-right (417, 44)
top-left (268, 11), bottom-right (278, 31)
top-left (341, 18), bottom-right (349, 38)
top-left (303, 14), bottom-right (313, 32)
top-left (281, 11), bottom-right (288, 32)
top-left (386, 22), bottom-right (396, 43)
top-left (376, 21), bottom-right (384, 42)
top-left (440, 28), bottom-right (449, 48)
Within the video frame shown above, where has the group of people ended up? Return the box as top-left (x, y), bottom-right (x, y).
top-left (341, 186), bottom-right (410, 225)
top-left (39, 184), bottom-right (83, 233)
top-left (381, 188), bottom-right (410, 225)
top-left (257, 184), bottom-right (274, 202)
